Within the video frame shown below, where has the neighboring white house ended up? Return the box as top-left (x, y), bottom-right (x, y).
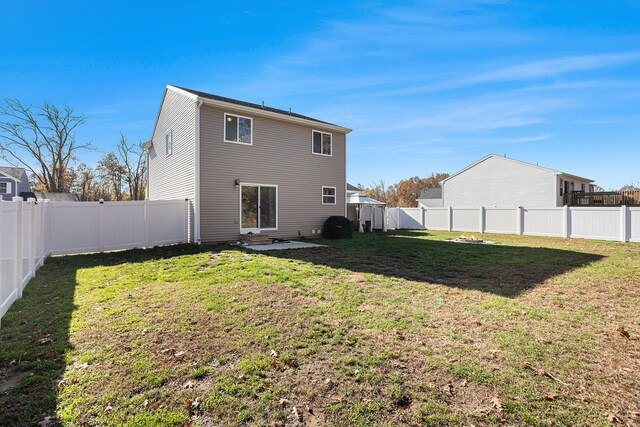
top-left (346, 183), bottom-right (362, 197)
top-left (427, 154), bottom-right (595, 208)
top-left (417, 187), bottom-right (443, 208)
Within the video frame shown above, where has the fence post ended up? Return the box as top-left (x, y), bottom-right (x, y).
top-left (479, 206), bottom-right (485, 233)
top-left (13, 197), bottom-right (23, 298)
top-left (421, 207), bottom-right (426, 229)
top-left (144, 200), bottom-right (151, 248)
top-left (517, 206), bottom-right (524, 235)
top-left (28, 198), bottom-right (36, 278)
top-left (43, 200), bottom-right (50, 258)
top-left (382, 206), bottom-right (388, 232)
top-left (447, 206), bottom-right (453, 232)
top-left (621, 205), bottom-right (628, 242)
top-left (563, 205), bottom-right (570, 238)
top-left (98, 199), bottom-right (105, 252)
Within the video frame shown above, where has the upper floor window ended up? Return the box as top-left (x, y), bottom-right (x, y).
top-left (0, 182), bottom-right (8, 194)
top-left (322, 186), bottom-right (336, 205)
top-left (312, 130), bottom-right (332, 156)
top-left (166, 129), bottom-right (173, 156)
top-left (225, 113), bottom-right (253, 145)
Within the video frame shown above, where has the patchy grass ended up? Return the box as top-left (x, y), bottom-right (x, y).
top-left (1, 230), bottom-right (639, 426)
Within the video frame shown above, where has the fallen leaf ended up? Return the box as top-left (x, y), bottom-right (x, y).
top-left (279, 398), bottom-right (290, 406)
top-left (270, 349), bottom-right (278, 357)
top-left (38, 416), bottom-right (56, 427)
top-left (536, 337), bottom-right (552, 344)
top-left (542, 392), bottom-right (558, 401)
top-left (105, 403), bottom-right (113, 412)
top-left (160, 348), bottom-right (174, 354)
top-left (183, 380), bottom-right (194, 389)
top-left (38, 335), bottom-right (52, 345)
top-left (617, 326), bottom-right (631, 339)
top-left (270, 360), bottom-right (279, 368)
top-left (174, 351), bottom-right (185, 361)
top-left (292, 406), bottom-right (303, 422)
top-left (45, 351), bottom-right (58, 357)
top-left (606, 412), bottom-right (622, 424)
top-left (491, 397), bottom-right (503, 412)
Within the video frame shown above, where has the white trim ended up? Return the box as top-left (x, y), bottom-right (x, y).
top-left (224, 113), bottom-right (254, 146)
top-left (0, 170), bottom-right (21, 183)
top-left (312, 130), bottom-right (332, 157)
top-left (440, 154), bottom-right (594, 184)
top-left (194, 100), bottom-right (203, 244)
top-left (165, 129), bottom-right (173, 157)
top-left (0, 181), bottom-right (10, 194)
top-left (239, 183), bottom-right (278, 233)
top-left (322, 186), bottom-right (336, 205)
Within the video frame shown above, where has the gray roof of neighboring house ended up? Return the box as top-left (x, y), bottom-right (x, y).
top-left (34, 192), bottom-right (81, 202)
top-left (347, 183), bottom-right (362, 192)
top-left (173, 85), bottom-right (341, 127)
top-left (0, 166), bottom-right (26, 180)
top-left (418, 187), bottom-right (442, 199)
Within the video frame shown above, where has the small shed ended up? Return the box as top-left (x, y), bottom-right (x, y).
top-left (346, 193), bottom-right (387, 232)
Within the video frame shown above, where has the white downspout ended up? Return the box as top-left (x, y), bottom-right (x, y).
top-left (194, 99), bottom-right (204, 244)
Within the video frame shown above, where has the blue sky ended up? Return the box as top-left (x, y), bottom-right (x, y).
top-left (1, 1), bottom-right (639, 189)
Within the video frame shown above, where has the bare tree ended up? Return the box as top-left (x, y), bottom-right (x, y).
top-left (0, 99), bottom-right (91, 192)
top-left (97, 152), bottom-right (126, 201)
top-left (116, 133), bottom-right (147, 200)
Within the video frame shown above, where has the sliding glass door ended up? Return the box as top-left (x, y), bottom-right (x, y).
top-left (240, 184), bottom-right (277, 233)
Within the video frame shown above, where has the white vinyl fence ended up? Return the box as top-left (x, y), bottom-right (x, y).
top-left (1, 198), bottom-right (189, 324)
top-left (388, 205), bottom-right (640, 243)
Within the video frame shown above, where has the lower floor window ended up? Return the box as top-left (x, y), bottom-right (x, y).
top-left (0, 182), bottom-right (8, 194)
top-left (322, 186), bottom-right (336, 205)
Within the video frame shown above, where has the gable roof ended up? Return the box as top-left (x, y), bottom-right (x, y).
top-left (347, 183), bottom-right (362, 192)
top-left (440, 154), bottom-right (594, 184)
top-left (0, 166), bottom-right (25, 182)
top-left (418, 187), bottom-right (442, 199)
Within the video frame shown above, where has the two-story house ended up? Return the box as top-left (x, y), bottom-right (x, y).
top-left (417, 154), bottom-right (595, 209)
top-left (143, 85), bottom-right (351, 243)
top-left (0, 167), bottom-right (31, 201)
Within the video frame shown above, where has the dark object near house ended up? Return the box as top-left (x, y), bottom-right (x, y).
top-left (19, 192), bottom-right (36, 201)
top-left (322, 216), bottom-right (353, 239)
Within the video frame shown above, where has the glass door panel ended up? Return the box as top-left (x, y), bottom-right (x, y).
top-left (241, 186), bottom-right (258, 230)
top-left (259, 186), bottom-right (277, 229)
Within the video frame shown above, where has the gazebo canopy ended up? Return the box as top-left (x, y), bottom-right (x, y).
top-left (347, 193), bottom-right (386, 205)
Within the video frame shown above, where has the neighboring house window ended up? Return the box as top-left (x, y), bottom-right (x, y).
top-left (166, 129), bottom-right (173, 156)
top-left (312, 131), bottom-right (332, 156)
top-left (322, 186), bottom-right (336, 205)
top-left (581, 183), bottom-right (585, 192)
top-left (0, 182), bottom-right (8, 194)
top-left (224, 113), bottom-right (253, 145)
top-left (560, 179), bottom-right (564, 197)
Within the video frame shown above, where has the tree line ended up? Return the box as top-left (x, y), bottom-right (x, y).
top-left (356, 172), bottom-right (450, 207)
top-left (0, 99), bottom-right (146, 201)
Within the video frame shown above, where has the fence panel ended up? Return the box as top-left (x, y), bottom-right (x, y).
top-left (0, 202), bottom-right (19, 320)
top-left (485, 207), bottom-right (518, 234)
top-left (424, 208), bottom-right (448, 230)
top-left (630, 208), bottom-right (640, 243)
top-left (451, 208), bottom-right (479, 232)
top-left (1, 198), bottom-right (189, 325)
top-left (399, 208), bottom-right (425, 229)
top-left (522, 208), bottom-right (564, 237)
top-left (569, 207), bottom-right (621, 241)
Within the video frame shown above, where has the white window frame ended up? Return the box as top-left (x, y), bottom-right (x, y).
top-left (224, 113), bottom-right (253, 145)
top-left (166, 129), bottom-right (173, 157)
top-left (0, 182), bottom-right (9, 194)
top-left (239, 182), bottom-right (278, 233)
top-left (312, 130), bottom-right (332, 157)
top-left (322, 186), bottom-right (336, 205)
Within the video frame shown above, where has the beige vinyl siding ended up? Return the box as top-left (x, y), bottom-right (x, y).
top-left (199, 104), bottom-right (346, 242)
top-left (442, 156), bottom-right (558, 208)
top-left (147, 89), bottom-right (196, 240)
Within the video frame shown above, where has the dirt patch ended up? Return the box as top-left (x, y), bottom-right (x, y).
top-left (0, 369), bottom-right (32, 394)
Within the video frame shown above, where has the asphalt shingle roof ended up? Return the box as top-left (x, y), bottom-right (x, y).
top-left (0, 166), bottom-right (25, 180)
top-left (173, 86), bottom-right (340, 127)
top-left (418, 187), bottom-right (442, 199)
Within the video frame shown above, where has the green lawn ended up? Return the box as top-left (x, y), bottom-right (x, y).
top-left (1, 230), bottom-right (639, 426)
